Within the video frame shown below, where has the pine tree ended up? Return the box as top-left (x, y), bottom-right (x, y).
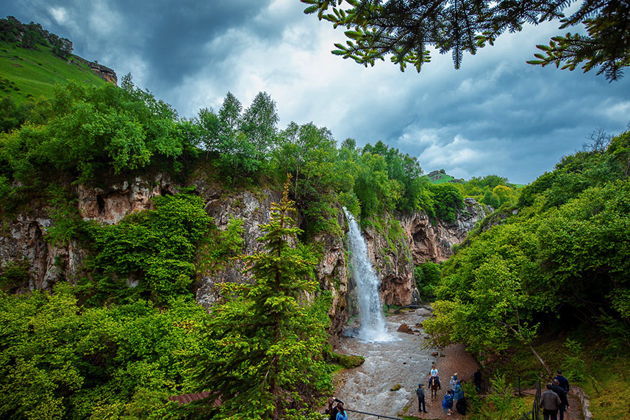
top-left (302, 0), bottom-right (630, 80)
top-left (190, 181), bottom-right (332, 419)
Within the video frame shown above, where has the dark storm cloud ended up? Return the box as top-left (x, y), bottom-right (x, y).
top-left (2, 0), bottom-right (272, 89)
top-left (2, 1), bottom-right (629, 184)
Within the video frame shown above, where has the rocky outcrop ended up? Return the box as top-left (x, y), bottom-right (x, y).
top-left (363, 217), bottom-right (415, 306)
top-left (0, 213), bottom-right (87, 290)
top-left (87, 62), bottom-right (117, 84)
top-left (401, 198), bottom-right (489, 263)
top-left (78, 174), bottom-right (176, 224)
top-left (194, 187), bottom-right (280, 308)
top-left (313, 222), bottom-right (350, 337)
top-left (192, 183), bottom-right (351, 336)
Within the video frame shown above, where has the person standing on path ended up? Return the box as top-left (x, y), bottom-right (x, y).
top-left (335, 402), bottom-right (348, 420)
top-left (554, 370), bottom-right (570, 393)
top-left (416, 384), bottom-right (428, 413)
top-left (442, 390), bottom-right (454, 416)
top-left (540, 384), bottom-right (562, 420)
top-left (327, 398), bottom-right (342, 420)
top-left (551, 379), bottom-right (569, 420)
top-left (449, 373), bottom-right (459, 391)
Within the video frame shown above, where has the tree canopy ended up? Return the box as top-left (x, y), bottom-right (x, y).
top-left (301, 0), bottom-right (630, 80)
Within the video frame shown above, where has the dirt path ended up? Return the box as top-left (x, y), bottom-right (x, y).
top-left (408, 343), bottom-right (479, 419)
top-left (405, 343), bottom-right (585, 420)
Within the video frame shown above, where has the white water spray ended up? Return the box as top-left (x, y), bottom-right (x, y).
top-left (344, 208), bottom-right (391, 342)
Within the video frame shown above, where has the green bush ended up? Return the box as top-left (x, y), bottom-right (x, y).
top-left (414, 261), bottom-right (441, 300)
top-left (86, 193), bottom-right (212, 304)
top-left (0, 259), bottom-right (30, 292)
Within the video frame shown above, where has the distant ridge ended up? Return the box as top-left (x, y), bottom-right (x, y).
top-left (425, 169), bottom-right (464, 184)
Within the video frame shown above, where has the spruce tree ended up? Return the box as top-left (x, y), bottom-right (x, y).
top-left (191, 181), bottom-right (331, 419)
top-left (302, 0), bottom-right (630, 80)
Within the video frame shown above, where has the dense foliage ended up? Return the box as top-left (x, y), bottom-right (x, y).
top-left (425, 132), bottom-right (630, 360)
top-left (86, 193), bottom-right (213, 305)
top-left (0, 80), bottom-right (192, 188)
top-left (0, 285), bottom-right (209, 419)
top-left (301, 0), bottom-right (630, 80)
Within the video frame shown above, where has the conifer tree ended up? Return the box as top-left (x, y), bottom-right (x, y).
top-left (302, 0), bottom-right (630, 80)
top-left (190, 181), bottom-right (331, 419)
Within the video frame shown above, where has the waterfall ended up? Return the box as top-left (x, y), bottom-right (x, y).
top-left (344, 208), bottom-right (391, 342)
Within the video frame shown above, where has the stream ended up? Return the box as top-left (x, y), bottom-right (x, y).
top-left (334, 308), bottom-right (438, 419)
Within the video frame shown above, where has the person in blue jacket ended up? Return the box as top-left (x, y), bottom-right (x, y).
top-left (442, 389), bottom-right (454, 416)
top-left (336, 401), bottom-right (348, 420)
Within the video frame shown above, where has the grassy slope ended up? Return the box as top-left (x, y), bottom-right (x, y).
top-left (0, 41), bottom-right (105, 102)
top-left (424, 173), bottom-right (455, 184)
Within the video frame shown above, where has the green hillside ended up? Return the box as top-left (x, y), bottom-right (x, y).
top-left (0, 41), bottom-right (105, 103)
top-left (425, 172), bottom-right (454, 184)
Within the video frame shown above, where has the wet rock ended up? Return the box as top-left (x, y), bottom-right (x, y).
top-left (397, 323), bottom-right (414, 334)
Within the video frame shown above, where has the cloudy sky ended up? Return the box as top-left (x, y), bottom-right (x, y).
top-left (4, 0), bottom-right (630, 184)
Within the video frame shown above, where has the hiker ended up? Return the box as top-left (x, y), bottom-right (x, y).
top-left (554, 370), bottom-right (570, 393)
top-left (326, 397), bottom-right (343, 420)
top-left (336, 401), bottom-right (348, 420)
top-left (453, 379), bottom-right (466, 414)
top-left (442, 389), bottom-right (454, 416)
top-left (551, 379), bottom-right (569, 420)
top-left (416, 383), bottom-right (428, 413)
top-left (540, 384), bottom-right (562, 420)
top-left (449, 373), bottom-right (459, 390)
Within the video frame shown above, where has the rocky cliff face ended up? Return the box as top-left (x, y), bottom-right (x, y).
top-left (362, 217), bottom-right (415, 307)
top-left (191, 178), bottom-right (351, 336)
top-left (77, 174), bottom-right (176, 224)
top-left (0, 174), bottom-right (175, 290)
top-left (0, 176), bottom-right (487, 336)
top-left (87, 62), bottom-right (117, 84)
top-left (0, 213), bottom-right (86, 290)
top-left (353, 199), bottom-right (489, 308)
top-left (400, 198), bottom-right (490, 263)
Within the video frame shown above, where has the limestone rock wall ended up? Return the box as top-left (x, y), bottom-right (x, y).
top-left (400, 198), bottom-right (490, 263)
top-left (362, 217), bottom-right (415, 307)
top-left (0, 213), bottom-right (86, 290)
top-left (78, 174), bottom-right (176, 224)
top-left (194, 187), bottom-right (280, 308)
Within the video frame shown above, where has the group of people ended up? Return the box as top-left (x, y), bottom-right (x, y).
top-left (540, 371), bottom-right (570, 420)
top-left (415, 362), bottom-right (467, 416)
top-left (325, 397), bottom-right (348, 420)
top-left (327, 367), bottom-right (570, 419)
